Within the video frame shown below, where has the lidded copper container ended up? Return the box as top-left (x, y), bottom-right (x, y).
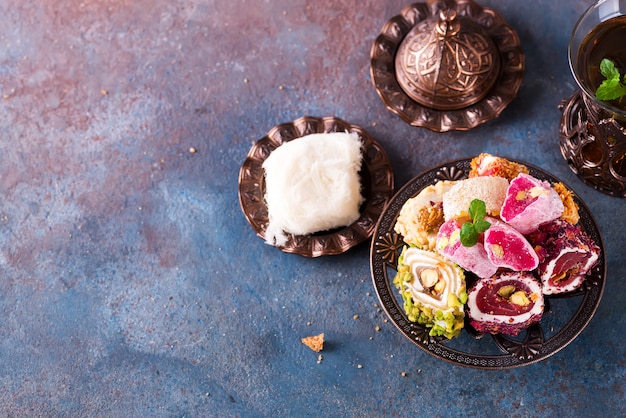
top-left (371, 0), bottom-right (524, 132)
top-left (395, 8), bottom-right (501, 110)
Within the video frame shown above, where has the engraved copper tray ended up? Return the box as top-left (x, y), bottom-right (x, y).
top-left (370, 1), bottom-right (524, 132)
top-left (370, 158), bottom-right (606, 368)
top-left (239, 116), bottom-right (394, 257)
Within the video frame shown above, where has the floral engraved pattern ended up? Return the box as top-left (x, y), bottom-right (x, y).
top-left (495, 324), bottom-right (545, 360)
top-left (370, 1), bottom-right (524, 132)
top-left (410, 324), bottom-right (435, 345)
top-left (374, 231), bottom-right (403, 266)
top-left (559, 91), bottom-right (626, 197)
top-left (436, 164), bottom-right (468, 181)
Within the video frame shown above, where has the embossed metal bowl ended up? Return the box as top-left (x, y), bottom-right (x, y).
top-left (239, 116), bottom-right (394, 257)
top-left (370, 158), bottom-right (606, 369)
top-left (370, 0), bottom-right (524, 131)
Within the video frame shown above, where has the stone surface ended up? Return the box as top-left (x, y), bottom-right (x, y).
top-left (0, 0), bottom-right (623, 416)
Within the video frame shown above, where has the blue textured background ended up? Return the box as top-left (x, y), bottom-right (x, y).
top-left (0, 0), bottom-right (623, 416)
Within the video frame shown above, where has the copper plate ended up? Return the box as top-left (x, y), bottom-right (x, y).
top-left (370, 1), bottom-right (524, 132)
top-left (370, 158), bottom-right (606, 369)
top-left (239, 116), bottom-right (394, 257)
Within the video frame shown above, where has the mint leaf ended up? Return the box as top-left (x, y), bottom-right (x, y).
top-left (474, 219), bottom-right (491, 234)
top-left (600, 58), bottom-right (620, 79)
top-left (460, 199), bottom-right (490, 247)
top-left (597, 80), bottom-right (626, 101)
top-left (460, 222), bottom-right (478, 247)
top-left (597, 78), bottom-right (623, 100)
top-left (596, 58), bottom-right (626, 103)
top-left (468, 199), bottom-right (486, 223)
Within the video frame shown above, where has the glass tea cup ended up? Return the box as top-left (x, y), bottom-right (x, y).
top-left (560, 0), bottom-right (626, 197)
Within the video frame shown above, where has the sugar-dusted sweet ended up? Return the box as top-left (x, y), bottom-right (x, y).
top-left (442, 176), bottom-right (509, 221)
top-left (500, 173), bottom-right (564, 234)
top-left (483, 217), bottom-right (539, 271)
top-left (436, 218), bottom-right (498, 279)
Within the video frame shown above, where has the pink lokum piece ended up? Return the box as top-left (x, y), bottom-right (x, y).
top-left (484, 217), bottom-right (539, 271)
top-left (436, 218), bottom-right (498, 279)
top-left (500, 173), bottom-right (564, 234)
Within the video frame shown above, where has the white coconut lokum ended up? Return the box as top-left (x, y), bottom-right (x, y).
top-left (442, 176), bottom-right (509, 221)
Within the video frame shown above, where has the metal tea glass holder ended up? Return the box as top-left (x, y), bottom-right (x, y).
top-left (560, 0), bottom-right (626, 198)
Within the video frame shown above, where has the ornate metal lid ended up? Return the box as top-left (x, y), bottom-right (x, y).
top-left (395, 8), bottom-right (501, 110)
top-left (371, 0), bottom-right (525, 132)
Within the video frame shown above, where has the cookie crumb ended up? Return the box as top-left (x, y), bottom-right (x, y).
top-left (301, 333), bottom-right (324, 352)
top-left (100, 89), bottom-right (108, 95)
top-left (375, 325), bottom-right (381, 332)
top-left (401, 372), bottom-right (407, 377)
top-left (189, 147), bottom-right (197, 154)
top-left (353, 314), bottom-right (359, 320)
top-left (357, 364), bottom-right (363, 369)
top-left (316, 355), bottom-right (323, 364)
